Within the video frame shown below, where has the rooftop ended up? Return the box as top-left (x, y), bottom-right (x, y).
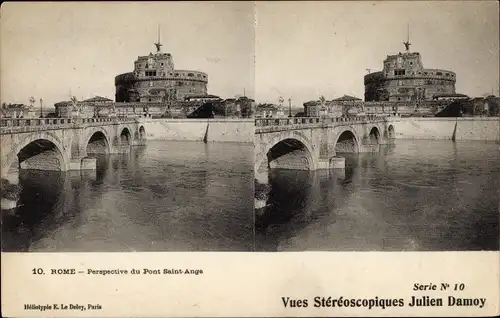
top-left (433, 93), bottom-right (468, 98)
top-left (185, 94), bottom-right (221, 100)
top-left (332, 95), bottom-right (362, 101)
top-left (82, 96), bottom-right (114, 103)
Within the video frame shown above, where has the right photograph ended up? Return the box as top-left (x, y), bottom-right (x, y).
top-left (253, 1), bottom-right (500, 251)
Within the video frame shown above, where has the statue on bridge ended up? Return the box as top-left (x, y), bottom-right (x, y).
top-left (71, 96), bottom-right (78, 110)
top-left (70, 96), bottom-right (83, 118)
top-left (29, 96), bottom-right (35, 109)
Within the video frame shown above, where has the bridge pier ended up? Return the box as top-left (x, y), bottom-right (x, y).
top-left (359, 143), bottom-right (381, 153)
top-left (68, 158), bottom-right (97, 171)
top-left (132, 138), bottom-right (147, 147)
top-left (330, 157), bottom-right (346, 169)
top-left (318, 156), bottom-right (346, 170)
top-left (317, 158), bottom-right (329, 170)
top-left (109, 145), bottom-right (132, 154)
top-left (80, 158), bottom-right (97, 170)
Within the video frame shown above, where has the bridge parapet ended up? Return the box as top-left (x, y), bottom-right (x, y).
top-left (256, 117), bottom-right (322, 127)
top-left (1, 116), bottom-right (146, 178)
top-left (0, 117), bottom-right (138, 135)
top-left (255, 115), bottom-right (396, 172)
top-left (255, 115), bottom-right (389, 133)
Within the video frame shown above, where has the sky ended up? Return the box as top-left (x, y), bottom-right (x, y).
top-left (1, 1), bottom-right (499, 109)
top-left (255, 1), bottom-right (499, 107)
top-left (1, 2), bottom-right (255, 107)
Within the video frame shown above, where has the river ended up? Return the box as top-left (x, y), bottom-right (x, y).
top-left (256, 140), bottom-right (500, 251)
top-left (1, 141), bottom-right (254, 252)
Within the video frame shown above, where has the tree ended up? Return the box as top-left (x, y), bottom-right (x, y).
top-left (238, 97), bottom-right (254, 118)
top-left (245, 106), bottom-right (254, 118)
top-left (436, 101), bottom-right (463, 117)
top-left (486, 97), bottom-right (499, 116)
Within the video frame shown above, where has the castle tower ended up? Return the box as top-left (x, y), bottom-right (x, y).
top-left (114, 27), bottom-right (208, 103)
top-left (363, 26), bottom-right (456, 102)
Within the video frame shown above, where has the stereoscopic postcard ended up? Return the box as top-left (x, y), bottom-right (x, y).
top-left (1, 1), bottom-right (499, 317)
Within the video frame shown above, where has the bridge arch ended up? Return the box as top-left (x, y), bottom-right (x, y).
top-left (333, 128), bottom-right (360, 153)
top-left (85, 128), bottom-right (111, 154)
top-left (139, 125), bottom-right (146, 140)
top-left (2, 132), bottom-right (69, 177)
top-left (133, 125), bottom-right (146, 142)
top-left (368, 126), bottom-right (381, 145)
top-left (256, 132), bottom-right (318, 171)
top-left (387, 124), bottom-right (396, 139)
top-left (119, 127), bottom-right (132, 146)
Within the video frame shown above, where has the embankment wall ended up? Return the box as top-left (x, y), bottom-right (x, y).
top-left (392, 117), bottom-right (500, 141)
top-left (140, 117), bottom-right (499, 142)
top-left (140, 118), bottom-right (254, 143)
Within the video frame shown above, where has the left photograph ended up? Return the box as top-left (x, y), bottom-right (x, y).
top-left (0, 2), bottom-right (255, 252)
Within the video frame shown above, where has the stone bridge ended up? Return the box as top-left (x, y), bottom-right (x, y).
top-left (0, 117), bottom-right (146, 178)
top-left (255, 115), bottom-right (396, 172)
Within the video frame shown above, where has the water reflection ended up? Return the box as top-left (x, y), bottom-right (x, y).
top-left (2, 170), bottom-right (84, 251)
top-left (256, 140), bottom-right (500, 251)
top-left (2, 141), bottom-right (254, 252)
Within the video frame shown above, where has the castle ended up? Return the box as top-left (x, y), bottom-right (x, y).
top-left (115, 30), bottom-right (208, 103)
top-left (302, 38), bottom-right (470, 118)
top-left (364, 49), bottom-right (458, 102)
top-left (47, 30), bottom-right (241, 119)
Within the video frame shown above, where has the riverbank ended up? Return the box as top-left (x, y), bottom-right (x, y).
top-left (140, 118), bottom-right (253, 143)
top-left (393, 117), bottom-right (500, 141)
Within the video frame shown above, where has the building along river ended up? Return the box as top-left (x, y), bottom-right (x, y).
top-left (256, 140), bottom-right (499, 251)
top-left (1, 141), bottom-right (254, 252)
